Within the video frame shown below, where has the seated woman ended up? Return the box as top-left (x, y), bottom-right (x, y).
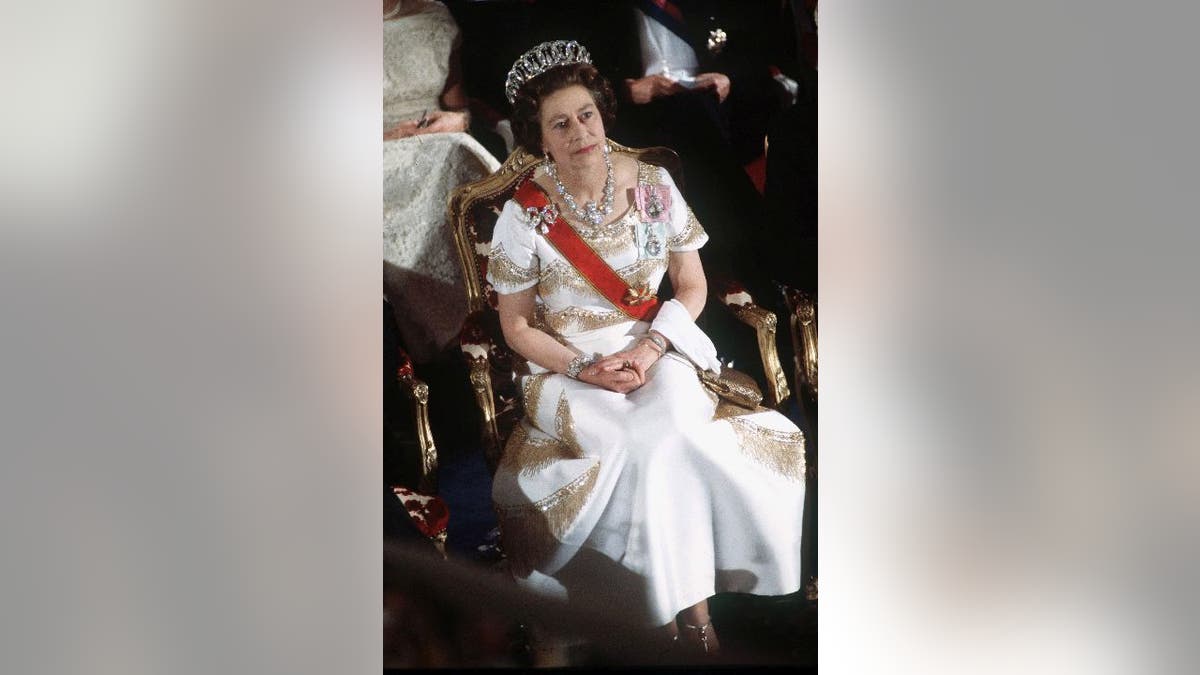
top-left (383, 0), bottom-right (499, 362)
top-left (487, 40), bottom-right (806, 657)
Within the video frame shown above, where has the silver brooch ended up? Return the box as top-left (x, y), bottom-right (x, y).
top-left (645, 235), bottom-right (663, 257)
top-left (707, 28), bottom-right (727, 55)
top-left (524, 204), bottom-right (559, 234)
top-left (646, 191), bottom-right (664, 219)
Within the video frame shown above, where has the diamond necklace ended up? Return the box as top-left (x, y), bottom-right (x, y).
top-left (545, 143), bottom-right (615, 228)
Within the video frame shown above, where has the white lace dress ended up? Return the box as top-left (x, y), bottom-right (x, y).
top-left (384, 1), bottom-right (499, 362)
top-left (486, 162), bottom-right (806, 627)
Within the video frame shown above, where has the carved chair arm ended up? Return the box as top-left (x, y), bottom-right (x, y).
top-left (712, 282), bottom-right (791, 408)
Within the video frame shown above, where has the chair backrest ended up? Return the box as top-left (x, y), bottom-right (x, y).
top-left (446, 142), bottom-right (682, 470)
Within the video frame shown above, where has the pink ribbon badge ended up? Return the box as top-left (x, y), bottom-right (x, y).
top-left (634, 184), bottom-right (672, 223)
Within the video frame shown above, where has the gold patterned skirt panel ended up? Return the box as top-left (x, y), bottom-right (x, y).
top-left (495, 461), bottom-right (600, 579)
top-left (725, 415), bottom-right (806, 482)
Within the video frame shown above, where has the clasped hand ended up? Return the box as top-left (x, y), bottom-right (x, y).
top-left (383, 109), bottom-right (470, 140)
top-left (624, 72), bottom-right (730, 104)
top-left (577, 341), bottom-right (662, 394)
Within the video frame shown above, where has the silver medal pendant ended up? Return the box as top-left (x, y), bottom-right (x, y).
top-left (647, 192), bottom-right (664, 219)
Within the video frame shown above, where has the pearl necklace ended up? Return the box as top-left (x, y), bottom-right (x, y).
top-left (545, 144), bottom-right (615, 228)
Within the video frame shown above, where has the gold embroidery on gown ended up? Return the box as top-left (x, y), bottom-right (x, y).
top-left (553, 393), bottom-right (583, 452)
top-left (500, 423), bottom-right (567, 476)
top-left (488, 242), bottom-right (538, 286)
top-left (543, 306), bottom-right (631, 334)
top-left (522, 373), bottom-right (552, 426)
top-left (619, 258), bottom-right (668, 291)
top-left (726, 416), bottom-right (806, 481)
top-left (496, 461), bottom-right (601, 577)
top-left (538, 261), bottom-right (597, 298)
top-left (638, 161), bottom-right (665, 186)
top-left (668, 207), bottom-right (708, 249)
top-left (569, 209), bottom-right (636, 258)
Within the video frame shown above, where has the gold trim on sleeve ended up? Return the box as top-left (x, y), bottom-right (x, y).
top-left (668, 207), bottom-right (708, 250)
top-left (488, 242), bottom-right (539, 287)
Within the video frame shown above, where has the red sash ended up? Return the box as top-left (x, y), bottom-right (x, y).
top-left (514, 179), bottom-right (660, 322)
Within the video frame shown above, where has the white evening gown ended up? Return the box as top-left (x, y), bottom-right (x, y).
top-left (384, 1), bottom-right (499, 362)
top-left (486, 161), bottom-right (806, 627)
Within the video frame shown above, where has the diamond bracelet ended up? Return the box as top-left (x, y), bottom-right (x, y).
top-left (643, 332), bottom-right (668, 354)
top-left (566, 354), bottom-right (595, 379)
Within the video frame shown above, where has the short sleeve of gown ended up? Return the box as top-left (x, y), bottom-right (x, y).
top-left (655, 166), bottom-right (709, 252)
top-left (486, 199), bottom-right (540, 294)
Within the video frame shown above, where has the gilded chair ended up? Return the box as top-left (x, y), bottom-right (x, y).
top-left (446, 142), bottom-right (791, 472)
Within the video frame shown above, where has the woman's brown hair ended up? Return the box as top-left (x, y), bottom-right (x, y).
top-left (510, 62), bottom-right (617, 157)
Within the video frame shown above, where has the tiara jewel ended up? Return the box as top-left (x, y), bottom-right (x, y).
top-left (504, 40), bottom-right (593, 104)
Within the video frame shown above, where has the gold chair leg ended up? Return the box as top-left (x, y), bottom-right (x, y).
top-left (399, 374), bottom-right (438, 493)
top-left (465, 356), bottom-right (503, 473)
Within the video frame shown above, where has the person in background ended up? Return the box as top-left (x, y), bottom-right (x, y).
top-left (383, 0), bottom-right (500, 364)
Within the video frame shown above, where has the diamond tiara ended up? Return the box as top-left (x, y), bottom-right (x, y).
top-left (504, 40), bottom-right (593, 104)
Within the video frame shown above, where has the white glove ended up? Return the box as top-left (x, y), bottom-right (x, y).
top-left (650, 299), bottom-right (722, 373)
